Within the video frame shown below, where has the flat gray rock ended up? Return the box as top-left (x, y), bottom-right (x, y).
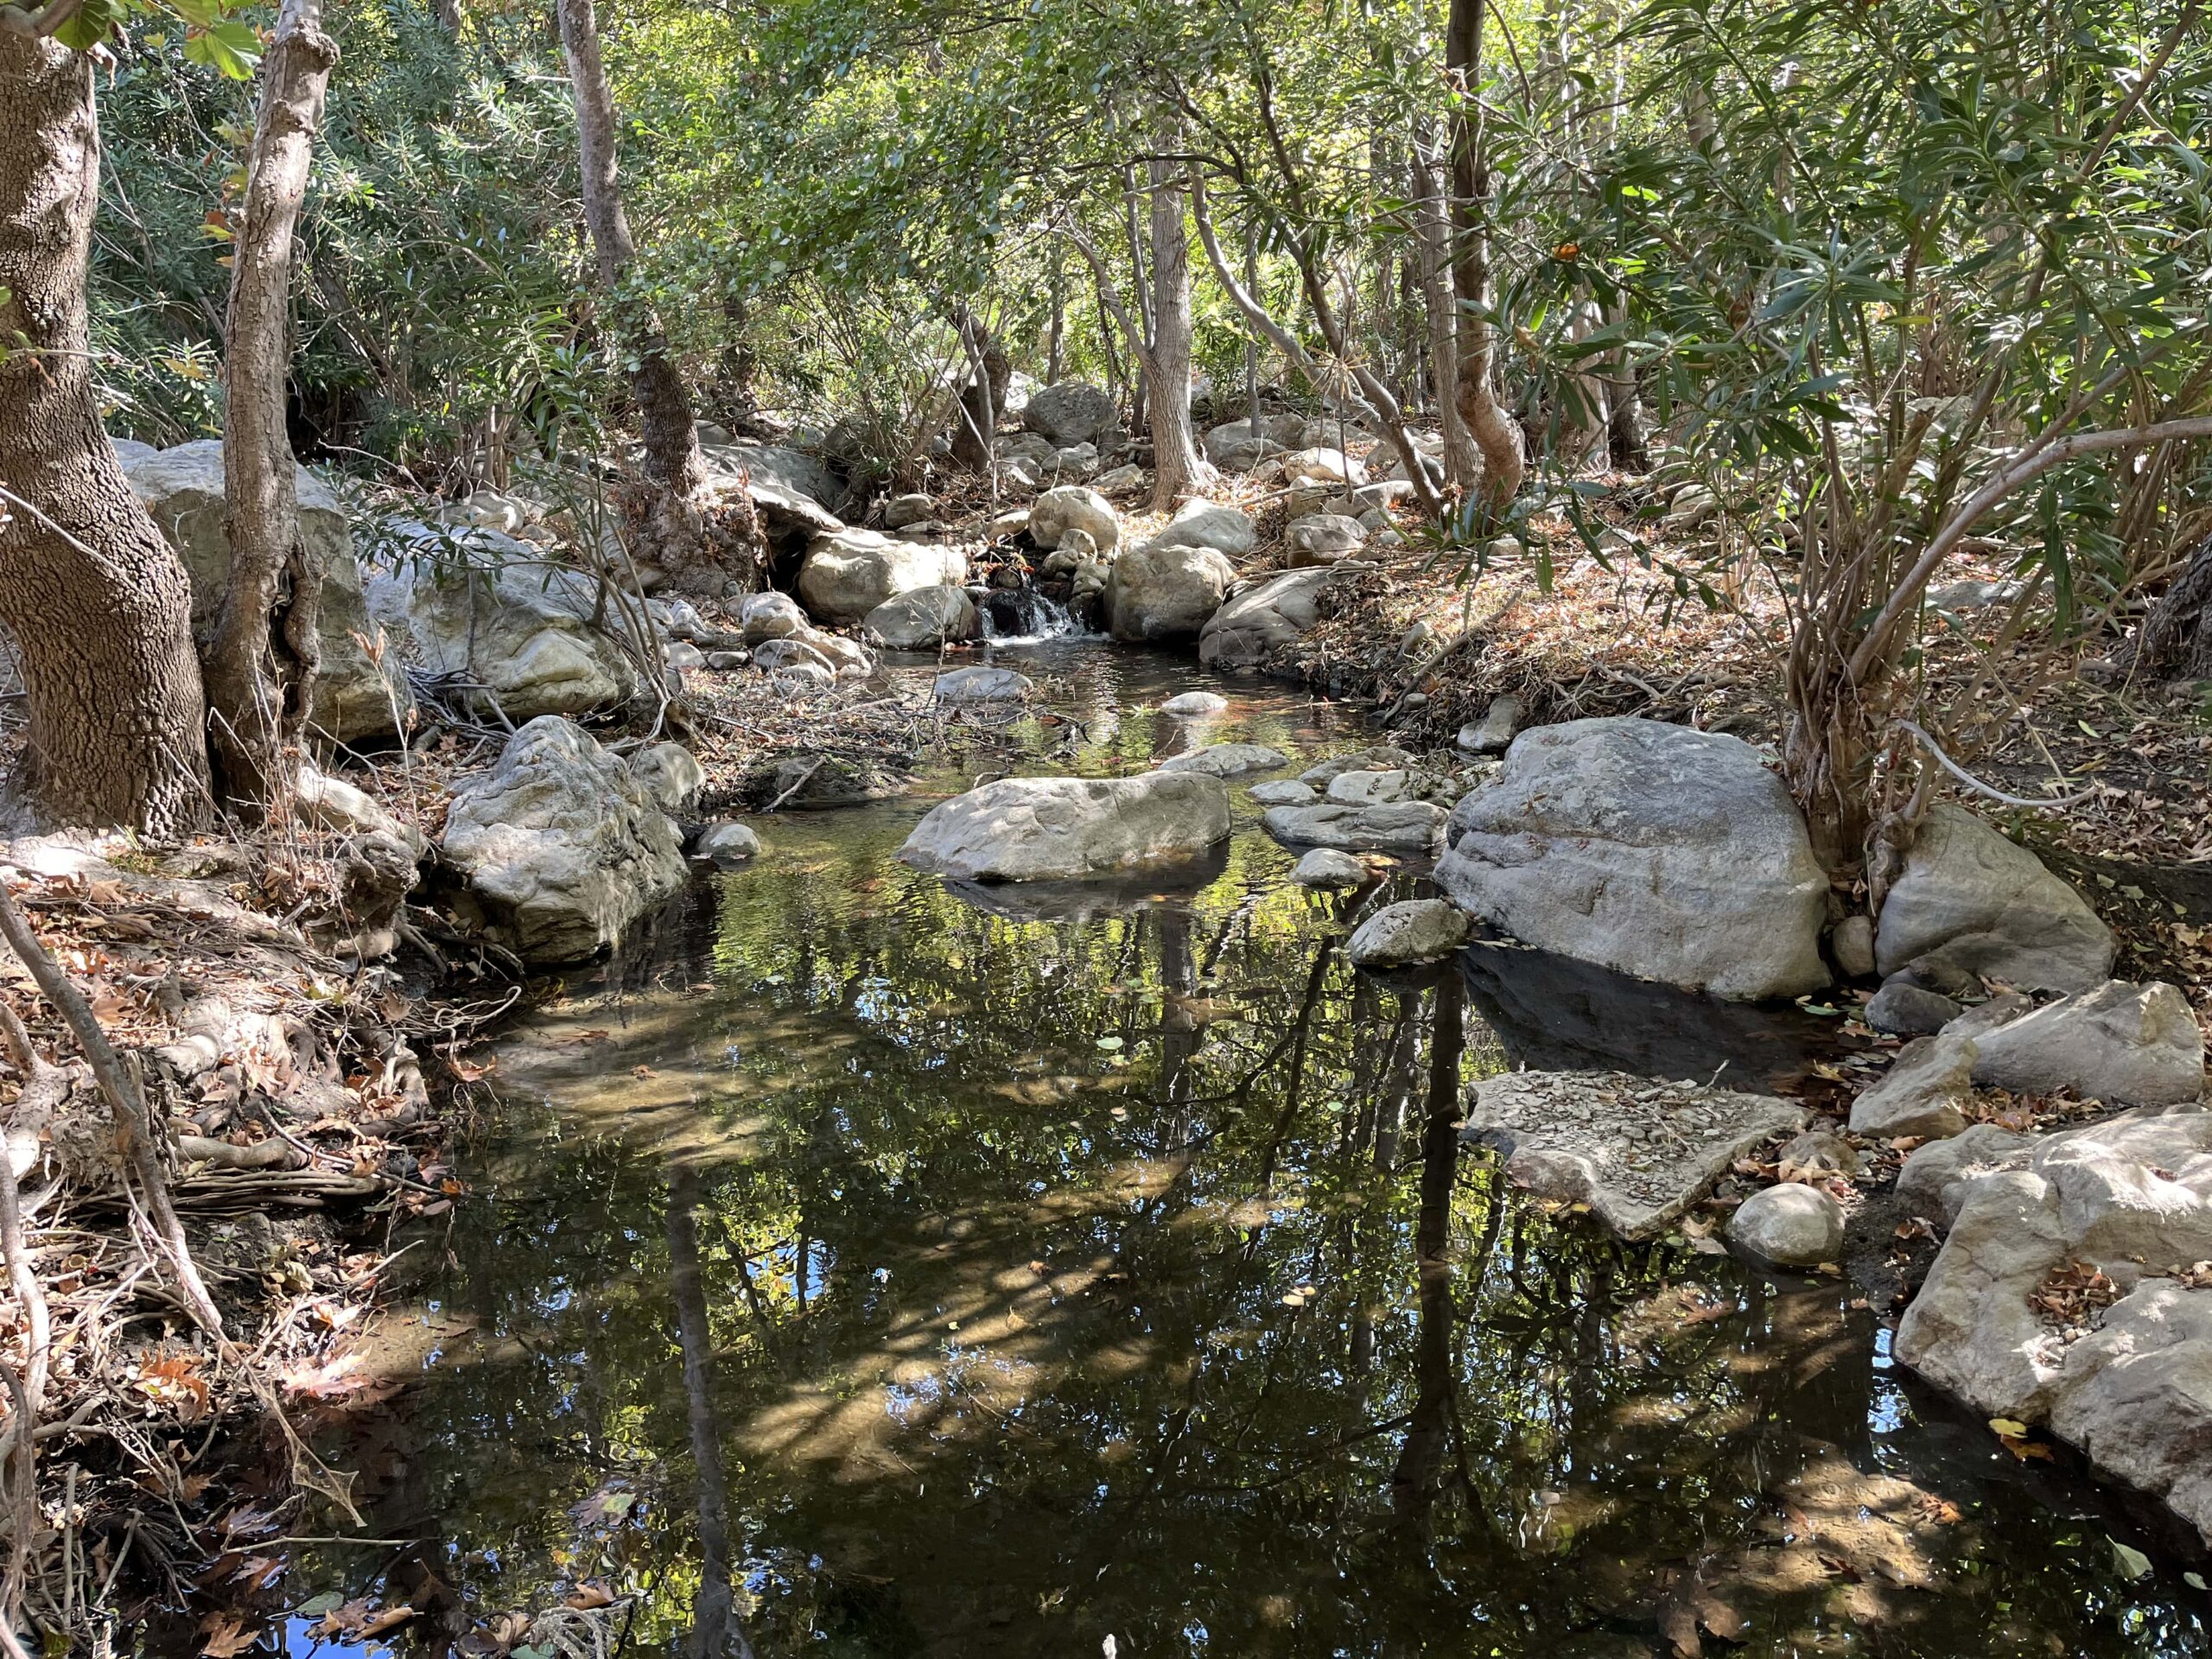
top-left (1462, 1070), bottom-right (1808, 1240)
top-left (1262, 800), bottom-right (1444, 854)
top-left (1158, 742), bottom-right (1287, 779)
top-left (1248, 780), bottom-right (1316, 807)
top-left (934, 665), bottom-right (1034, 703)
top-left (898, 772), bottom-right (1229, 882)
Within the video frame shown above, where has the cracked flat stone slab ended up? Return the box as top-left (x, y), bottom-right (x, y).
top-left (1460, 1070), bottom-right (1808, 1240)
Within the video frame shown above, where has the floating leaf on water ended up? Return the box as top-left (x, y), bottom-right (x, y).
top-left (1095, 1035), bottom-right (1124, 1051)
top-left (2110, 1538), bottom-right (2153, 1581)
top-left (1987, 1418), bottom-right (2031, 1437)
top-left (2184, 1571), bottom-right (2207, 1591)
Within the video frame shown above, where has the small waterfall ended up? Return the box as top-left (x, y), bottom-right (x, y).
top-left (979, 587), bottom-right (1084, 642)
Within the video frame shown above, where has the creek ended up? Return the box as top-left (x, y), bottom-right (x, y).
top-left (273, 642), bottom-right (2206, 1657)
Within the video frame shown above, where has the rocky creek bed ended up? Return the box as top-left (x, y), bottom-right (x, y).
top-left (140, 645), bottom-right (2212, 1659)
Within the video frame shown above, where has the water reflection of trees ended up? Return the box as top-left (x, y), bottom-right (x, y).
top-left (351, 840), bottom-right (2203, 1659)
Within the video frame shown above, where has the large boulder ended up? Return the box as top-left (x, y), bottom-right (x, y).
top-left (1156, 499), bottom-right (1255, 559)
top-left (1433, 717), bottom-right (1828, 1001)
top-left (1968, 979), bottom-right (2205, 1106)
top-left (798, 529), bottom-right (967, 625)
top-left (368, 529), bottom-right (638, 720)
top-left (439, 716), bottom-right (687, 964)
top-left (1895, 1108), bottom-right (2212, 1546)
top-left (121, 440), bottom-right (412, 742)
top-left (1203, 414), bottom-right (1309, 471)
top-left (1021, 383), bottom-right (1119, 448)
top-left (1106, 543), bottom-right (1236, 642)
top-left (898, 772), bottom-right (1230, 881)
top-left (864, 585), bottom-right (978, 651)
top-left (1874, 805), bottom-right (2114, 992)
top-left (1029, 486), bottom-right (1121, 554)
top-left (1198, 566), bottom-right (1346, 673)
top-left (1850, 1031), bottom-right (1975, 1140)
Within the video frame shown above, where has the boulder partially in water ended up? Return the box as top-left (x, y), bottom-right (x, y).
top-left (1461, 1069), bottom-right (1808, 1240)
top-left (865, 584), bottom-right (979, 651)
top-left (899, 772), bottom-right (1230, 882)
top-left (1729, 1182), bottom-right (1844, 1267)
top-left (440, 716), bottom-right (687, 964)
top-left (1107, 542), bottom-right (1236, 642)
top-left (1157, 742), bottom-right (1287, 779)
top-left (1895, 1106), bottom-right (2212, 1548)
top-left (1348, 899), bottom-right (1467, 968)
top-left (1262, 799), bottom-right (1444, 854)
top-left (1434, 717), bottom-right (1827, 1001)
top-left (1198, 565), bottom-right (1348, 672)
top-left (798, 528), bottom-right (967, 625)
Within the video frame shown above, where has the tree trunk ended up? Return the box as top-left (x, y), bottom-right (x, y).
top-left (1143, 142), bottom-right (1215, 510)
top-left (950, 303), bottom-right (1007, 472)
top-left (0, 36), bottom-right (208, 836)
top-left (558, 0), bottom-right (702, 498)
top-left (1409, 130), bottom-right (1476, 490)
top-left (208, 0), bottom-right (339, 811)
top-left (1446, 0), bottom-right (1525, 517)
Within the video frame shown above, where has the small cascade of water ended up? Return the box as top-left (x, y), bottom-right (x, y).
top-left (978, 586), bottom-right (1086, 642)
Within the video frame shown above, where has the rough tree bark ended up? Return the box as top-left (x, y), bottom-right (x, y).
top-left (949, 303), bottom-right (1008, 472)
top-left (557, 0), bottom-right (702, 498)
top-left (1141, 140), bottom-right (1213, 507)
top-left (1409, 127), bottom-right (1477, 489)
top-left (207, 0), bottom-right (339, 811)
top-left (1445, 0), bottom-right (1526, 515)
top-left (0, 35), bottom-right (209, 836)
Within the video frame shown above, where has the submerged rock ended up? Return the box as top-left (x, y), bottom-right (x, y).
top-left (694, 822), bottom-right (761, 868)
top-left (1289, 848), bottom-right (1368, 887)
top-left (1461, 1070), bottom-right (1808, 1240)
top-left (440, 716), bottom-right (687, 964)
top-left (1729, 1183), bottom-right (1844, 1267)
top-left (898, 772), bottom-right (1230, 882)
top-left (1968, 979), bottom-right (2205, 1106)
top-left (1873, 804), bottom-right (2113, 993)
top-left (1159, 690), bottom-right (1228, 716)
top-left (1157, 742), bottom-right (1287, 779)
top-left (1434, 717), bottom-right (1828, 1002)
top-left (1895, 1107), bottom-right (2212, 1546)
top-left (1348, 899), bottom-right (1468, 968)
top-left (934, 665), bottom-right (1034, 703)
top-left (1262, 800), bottom-right (1444, 854)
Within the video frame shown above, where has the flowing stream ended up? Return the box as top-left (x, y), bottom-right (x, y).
top-left (271, 643), bottom-right (2207, 1658)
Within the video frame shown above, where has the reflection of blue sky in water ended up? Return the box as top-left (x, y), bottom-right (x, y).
top-left (265, 644), bottom-right (2205, 1659)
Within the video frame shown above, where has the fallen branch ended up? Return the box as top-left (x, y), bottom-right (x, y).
top-left (1894, 719), bottom-right (2100, 811)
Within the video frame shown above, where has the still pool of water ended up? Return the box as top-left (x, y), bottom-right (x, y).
top-left (276, 645), bottom-right (2208, 1657)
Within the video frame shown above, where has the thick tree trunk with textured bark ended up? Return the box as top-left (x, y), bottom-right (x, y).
top-left (208, 0), bottom-right (338, 811)
top-left (558, 0), bottom-right (702, 498)
top-left (1409, 131), bottom-right (1476, 490)
top-left (0, 36), bottom-right (209, 836)
top-left (1446, 0), bottom-right (1525, 515)
top-left (1142, 145), bottom-right (1214, 510)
